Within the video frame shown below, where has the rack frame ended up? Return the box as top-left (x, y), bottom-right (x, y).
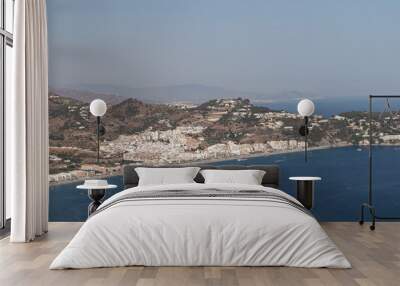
top-left (359, 95), bottom-right (400, 230)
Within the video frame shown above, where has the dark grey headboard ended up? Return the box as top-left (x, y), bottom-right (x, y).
top-left (123, 164), bottom-right (279, 189)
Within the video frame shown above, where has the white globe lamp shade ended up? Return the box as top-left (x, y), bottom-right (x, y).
top-left (90, 99), bottom-right (107, 117)
top-left (297, 99), bottom-right (315, 117)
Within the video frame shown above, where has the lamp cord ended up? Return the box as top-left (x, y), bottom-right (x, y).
top-left (305, 116), bottom-right (308, 162)
top-left (96, 116), bottom-right (100, 164)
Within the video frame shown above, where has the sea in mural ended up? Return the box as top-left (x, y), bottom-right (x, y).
top-left (49, 145), bottom-right (400, 222)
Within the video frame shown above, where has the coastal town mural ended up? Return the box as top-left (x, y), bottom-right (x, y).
top-left (49, 88), bottom-right (400, 184)
top-left (46, 1), bottom-right (400, 221)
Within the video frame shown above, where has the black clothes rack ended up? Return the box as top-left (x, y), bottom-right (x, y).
top-left (359, 95), bottom-right (400, 230)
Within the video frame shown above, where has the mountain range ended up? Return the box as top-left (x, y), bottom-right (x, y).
top-left (51, 84), bottom-right (314, 105)
top-left (51, 84), bottom-right (380, 116)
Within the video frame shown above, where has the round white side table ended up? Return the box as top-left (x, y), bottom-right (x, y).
top-left (77, 184), bottom-right (117, 216)
top-left (289, 177), bottom-right (321, 210)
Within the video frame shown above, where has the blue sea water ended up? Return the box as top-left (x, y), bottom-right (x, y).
top-left (49, 146), bottom-right (400, 222)
top-left (263, 96), bottom-right (400, 117)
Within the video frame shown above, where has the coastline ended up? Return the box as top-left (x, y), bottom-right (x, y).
top-left (49, 143), bottom-right (400, 222)
top-left (49, 143), bottom-right (353, 187)
top-left (191, 143), bottom-right (353, 164)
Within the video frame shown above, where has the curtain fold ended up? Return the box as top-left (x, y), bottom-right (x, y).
top-left (9, 0), bottom-right (49, 242)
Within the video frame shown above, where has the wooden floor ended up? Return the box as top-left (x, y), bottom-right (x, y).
top-left (0, 222), bottom-right (399, 286)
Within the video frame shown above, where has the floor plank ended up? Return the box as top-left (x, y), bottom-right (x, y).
top-left (0, 222), bottom-right (399, 286)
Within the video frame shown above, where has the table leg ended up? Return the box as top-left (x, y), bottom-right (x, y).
top-left (296, 180), bottom-right (314, 210)
top-left (87, 189), bottom-right (106, 216)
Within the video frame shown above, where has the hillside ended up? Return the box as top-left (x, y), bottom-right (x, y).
top-left (48, 94), bottom-right (282, 173)
top-left (49, 94), bottom-right (274, 149)
top-left (50, 92), bottom-right (369, 179)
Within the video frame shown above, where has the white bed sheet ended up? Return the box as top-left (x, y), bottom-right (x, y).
top-left (50, 183), bottom-right (350, 269)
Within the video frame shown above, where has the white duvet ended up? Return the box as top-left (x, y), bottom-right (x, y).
top-left (50, 183), bottom-right (351, 269)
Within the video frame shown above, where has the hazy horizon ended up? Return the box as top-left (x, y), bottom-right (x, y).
top-left (47, 0), bottom-right (400, 100)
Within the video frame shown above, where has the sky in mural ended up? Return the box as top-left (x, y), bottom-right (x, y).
top-left (47, 0), bottom-right (400, 100)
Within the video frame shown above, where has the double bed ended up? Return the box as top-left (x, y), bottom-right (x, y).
top-left (50, 165), bottom-right (350, 269)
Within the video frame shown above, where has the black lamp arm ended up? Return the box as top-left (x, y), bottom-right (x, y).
top-left (96, 116), bottom-right (100, 164)
top-left (298, 116), bottom-right (309, 162)
top-left (304, 116), bottom-right (308, 162)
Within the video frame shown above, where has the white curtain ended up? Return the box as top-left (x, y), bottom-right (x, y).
top-left (8, 0), bottom-right (49, 242)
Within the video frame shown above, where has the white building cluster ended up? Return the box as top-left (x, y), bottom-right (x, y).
top-left (100, 126), bottom-right (305, 166)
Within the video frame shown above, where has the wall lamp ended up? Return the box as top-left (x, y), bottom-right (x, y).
top-left (297, 99), bottom-right (315, 162)
top-left (90, 99), bottom-right (107, 163)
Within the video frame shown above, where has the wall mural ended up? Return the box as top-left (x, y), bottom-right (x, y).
top-left (47, 0), bottom-right (400, 221)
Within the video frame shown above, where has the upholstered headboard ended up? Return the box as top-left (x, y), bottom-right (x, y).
top-left (123, 164), bottom-right (280, 189)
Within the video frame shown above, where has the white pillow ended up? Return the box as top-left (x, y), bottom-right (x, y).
top-left (200, 169), bottom-right (266, 185)
top-left (135, 167), bottom-right (200, 186)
